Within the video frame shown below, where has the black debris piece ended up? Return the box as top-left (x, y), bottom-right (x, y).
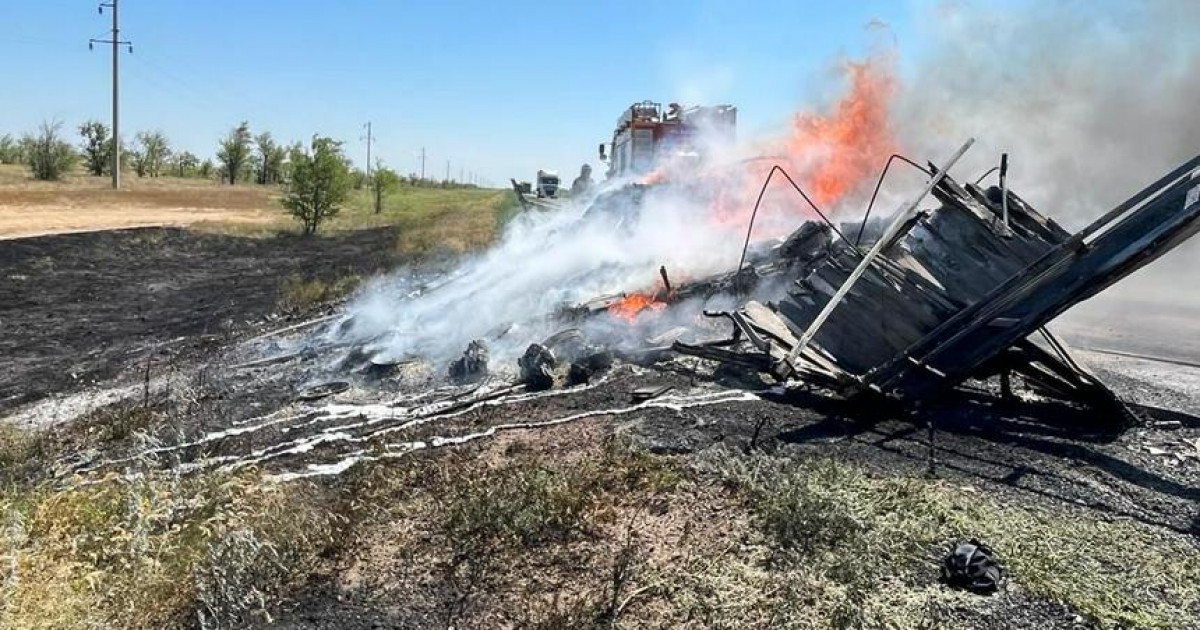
top-left (631, 384), bottom-right (673, 402)
top-left (566, 349), bottom-right (614, 386)
top-left (941, 540), bottom-right (1002, 594)
top-left (542, 328), bottom-right (587, 362)
top-left (448, 339), bottom-right (490, 382)
top-left (778, 220), bottom-right (832, 262)
top-left (295, 381), bottom-right (351, 402)
top-left (519, 343), bottom-right (557, 391)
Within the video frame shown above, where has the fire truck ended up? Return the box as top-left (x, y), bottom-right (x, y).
top-left (599, 101), bottom-right (737, 179)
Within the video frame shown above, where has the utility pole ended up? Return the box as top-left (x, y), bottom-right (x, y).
top-left (445, 160), bottom-right (450, 183)
top-left (420, 147), bottom-right (426, 181)
top-left (459, 167), bottom-right (464, 184)
top-left (362, 122), bottom-right (373, 177)
top-left (90, 0), bottom-right (132, 190)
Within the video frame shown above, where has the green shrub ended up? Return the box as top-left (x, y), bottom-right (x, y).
top-left (439, 460), bottom-right (595, 556)
top-left (22, 121), bottom-right (77, 181)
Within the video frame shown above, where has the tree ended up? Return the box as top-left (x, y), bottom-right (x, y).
top-left (131, 131), bottom-right (171, 178)
top-left (78, 120), bottom-right (112, 176)
top-left (174, 151), bottom-right (199, 177)
top-left (370, 163), bottom-right (400, 214)
top-left (216, 121), bottom-right (252, 185)
top-left (254, 132), bottom-right (287, 185)
top-left (350, 168), bottom-right (368, 190)
top-left (199, 159), bottom-right (215, 179)
top-left (22, 121), bottom-right (76, 181)
top-left (281, 137), bottom-right (351, 235)
top-left (0, 134), bottom-right (22, 164)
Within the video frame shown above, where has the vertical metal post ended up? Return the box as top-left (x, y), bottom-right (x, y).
top-left (1000, 153), bottom-right (1009, 228)
top-left (111, 0), bottom-right (121, 189)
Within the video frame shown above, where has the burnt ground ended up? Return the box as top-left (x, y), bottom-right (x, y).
top-left (2, 226), bottom-right (1199, 628)
top-left (0, 226), bottom-right (399, 415)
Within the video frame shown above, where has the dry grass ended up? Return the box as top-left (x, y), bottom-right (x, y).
top-left (4, 408), bottom-right (1194, 629)
top-left (0, 165), bottom-right (280, 239)
top-left (337, 433), bottom-right (686, 628)
top-left (336, 187), bottom-right (518, 255)
top-left (0, 471), bottom-right (340, 630)
top-left (704, 451), bottom-right (1200, 630)
top-left (276, 273), bottom-right (363, 313)
top-left (338, 438), bottom-right (1200, 629)
top-left (2, 165), bottom-right (520, 255)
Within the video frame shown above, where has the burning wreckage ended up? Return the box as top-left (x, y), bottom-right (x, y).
top-left (325, 141), bottom-right (1200, 427)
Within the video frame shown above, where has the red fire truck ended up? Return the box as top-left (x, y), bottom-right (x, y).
top-left (599, 101), bottom-right (737, 179)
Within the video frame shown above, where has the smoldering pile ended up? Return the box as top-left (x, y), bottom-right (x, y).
top-left (312, 198), bottom-right (819, 393)
top-left (287, 139), bottom-right (1200, 426)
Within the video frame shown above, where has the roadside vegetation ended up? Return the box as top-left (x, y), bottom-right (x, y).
top-left (1, 119), bottom-right (510, 247)
top-left (2, 399), bottom-right (1198, 629)
top-left (276, 272), bottom-right (362, 313)
top-left (0, 470), bottom-right (338, 630)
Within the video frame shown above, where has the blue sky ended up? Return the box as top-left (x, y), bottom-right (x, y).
top-left (2, 1), bottom-right (925, 184)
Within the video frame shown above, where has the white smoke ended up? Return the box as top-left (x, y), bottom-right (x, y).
top-left (896, 0), bottom-right (1200, 224)
top-left (329, 173), bottom-right (767, 367)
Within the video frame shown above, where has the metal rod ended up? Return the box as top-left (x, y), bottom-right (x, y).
top-left (779, 138), bottom-right (976, 377)
top-left (1000, 153), bottom-right (1009, 228)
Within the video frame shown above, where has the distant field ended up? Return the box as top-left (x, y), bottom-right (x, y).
top-left (0, 165), bottom-right (278, 238)
top-left (0, 164), bottom-right (518, 250)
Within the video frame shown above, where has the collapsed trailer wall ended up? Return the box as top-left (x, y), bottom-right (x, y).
top-left (870, 157), bottom-right (1200, 401)
top-left (772, 153), bottom-right (1200, 405)
top-left (775, 170), bottom-right (1071, 381)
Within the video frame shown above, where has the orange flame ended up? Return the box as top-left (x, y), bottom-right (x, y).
top-left (711, 59), bottom-right (897, 230)
top-left (780, 60), bottom-right (896, 208)
top-left (608, 292), bottom-right (668, 323)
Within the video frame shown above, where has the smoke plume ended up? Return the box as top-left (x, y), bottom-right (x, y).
top-left (325, 1), bottom-right (1200, 370)
top-left (896, 0), bottom-right (1200, 224)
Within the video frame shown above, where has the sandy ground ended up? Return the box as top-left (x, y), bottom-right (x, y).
top-left (0, 205), bottom-right (279, 239)
top-left (0, 171), bottom-right (278, 238)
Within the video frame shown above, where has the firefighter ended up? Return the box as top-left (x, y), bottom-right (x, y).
top-left (571, 163), bottom-right (593, 197)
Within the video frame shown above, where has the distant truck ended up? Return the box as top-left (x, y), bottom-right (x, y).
top-left (599, 101), bottom-right (737, 178)
top-left (536, 170), bottom-right (560, 198)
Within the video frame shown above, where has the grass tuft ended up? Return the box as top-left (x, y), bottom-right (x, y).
top-left (436, 457), bottom-right (598, 557)
top-left (276, 273), bottom-right (362, 313)
top-left (0, 471), bottom-right (339, 630)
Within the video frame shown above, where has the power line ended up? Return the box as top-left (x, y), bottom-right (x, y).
top-left (89, 0), bottom-right (133, 189)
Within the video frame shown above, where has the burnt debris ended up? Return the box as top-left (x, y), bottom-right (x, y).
top-left (448, 339), bottom-right (490, 383)
top-left (518, 343), bottom-right (557, 391)
top-left (674, 150), bottom-right (1200, 417)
